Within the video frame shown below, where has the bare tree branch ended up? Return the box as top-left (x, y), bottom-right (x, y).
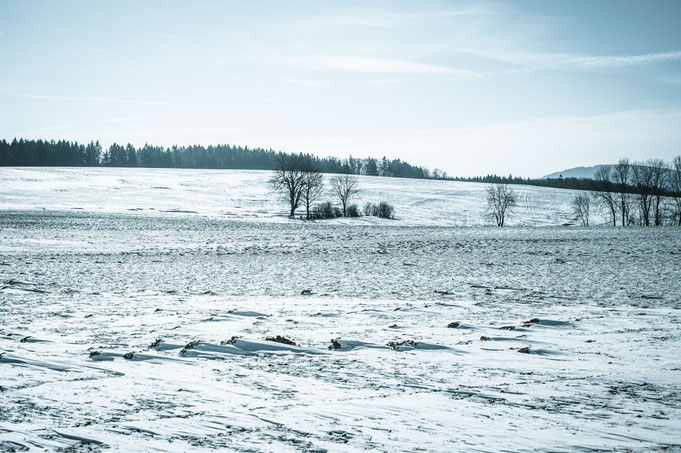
top-left (671, 156), bottom-right (681, 226)
top-left (572, 193), bottom-right (591, 226)
top-left (268, 154), bottom-right (306, 218)
top-left (631, 159), bottom-right (668, 226)
top-left (592, 166), bottom-right (617, 226)
top-left (300, 160), bottom-right (325, 220)
top-left (329, 175), bottom-right (360, 217)
top-left (485, 184), bottom-right (516, 227)
top-left (613, 158), bottom-right (630, 226)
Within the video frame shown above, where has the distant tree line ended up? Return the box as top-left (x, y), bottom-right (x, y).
top-left (454, 174), bottom-right (625, 193)
top-left (3, 138), bottom-right (680, 226)
top-left (0, 138), bottom-right (443, 180)
top-left (483, 156), bottom-right (681, 227)
top-left (588, 157), bottom-right (681, 226)
top-left (460, 162), bottom-right (681, 208)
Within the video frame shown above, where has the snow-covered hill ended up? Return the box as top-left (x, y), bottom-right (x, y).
top-left (0, 167), bottom-right (603, 226)
top-left (541, 164), bottom-right (611, 180)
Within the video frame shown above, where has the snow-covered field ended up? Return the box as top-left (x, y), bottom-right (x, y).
top-left (0, 167), bottom-right (605, 226)
top-left (1, 167), bottom-right (680, 452)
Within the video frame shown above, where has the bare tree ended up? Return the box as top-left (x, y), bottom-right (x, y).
top-left (648, 159), bottom-right (669, 226)
top-left (300, 161), bottom-right (325, 220)
top-left (330, 175), bottom-right (360, 217)
top-left (631, 160), bottom-right (657, 226)
top-left (268, 154), bottom-right (306, 218)
top-left (485, 184), bottom-right (516, 227)
top-left (572, 193), bottom-right (591, 226)
top-left (612, 158), bottom-right (630, 226)
top-left (670, 156), bottom-right (681, 226)
top-left (592, 166), bottom-right (617, 226)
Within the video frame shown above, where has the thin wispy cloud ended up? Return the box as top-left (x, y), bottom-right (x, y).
top-left (21, 94), bottom-right (203, 109)
top-left (326, 17), bottom-right (390, 27)
top-left (454, 49), bottom-right (681, 73)
top-left (455, 48), bottom-right (573, 67)
top-left (236, 95), bottom-right (293, 106)
top-left (25, 125), bottom-right (68, 134)
top-left (432, 48), bottom-right (681, 80)
top-left (103, 116), bottom-right (146, 124)
top-left (662, 77), bottom-right (681, 85)
top-left (22, 94), bottom-right (172, 106)
top-left (430, 8), bottom-right (497, 18)
top-left (361, 77), bottom-right (408, 85)
top-left (558, 50), bottom-right (681, 68)
top-left (319, 7), bottom-right (496, 27)
top-left (283, 78), bottom-right (329, 87)
top-left (280, 55), bottom-right (482, 78)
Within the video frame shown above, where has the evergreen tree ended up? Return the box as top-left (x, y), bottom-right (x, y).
top-left (125, 144), bottom-right (137, 167)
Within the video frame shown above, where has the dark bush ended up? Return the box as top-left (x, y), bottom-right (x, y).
top-left (312, 201), bottom-right (335, 219)
top-left (347, 204), bottom-right (361, 217)
top-left (362, 201), bottom-right (395, 219)
top-left (312, 200), bottom-right (393, 220)
top-left (376, 201), bottom-right (394, 219)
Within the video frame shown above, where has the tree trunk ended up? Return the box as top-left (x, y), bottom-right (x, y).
top-left (621, 202), bottom-right (626, 226)
top-left (654, 197), bottom-right (663, 226)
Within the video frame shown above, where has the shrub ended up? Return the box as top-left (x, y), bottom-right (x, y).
top-left (376, 201), bottom-right (394, 219)
top-left (363, 201), bottom-right (395, 219)
top-left (312, 201), bottom-right (335, 219)
top-left (312, 200), bottom-right (394, 220)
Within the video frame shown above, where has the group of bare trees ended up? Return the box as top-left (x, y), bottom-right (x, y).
top-left (272, 153), bottom-right (681, 227)
top-left (485, 155), bottom-right (681, 228)
top-left (592, 157), bottom-right (681, 226)
top-left (672, 156), bottom-right (681, 226)
top-left (269, 154), bottom-right (364, 219)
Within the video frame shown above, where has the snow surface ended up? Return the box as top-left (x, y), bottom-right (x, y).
top-left (0, 167), bottom-right (606, 226)
top-left (1, 167), bottom-right (680, 452)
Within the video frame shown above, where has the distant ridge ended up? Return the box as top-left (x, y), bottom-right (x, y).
top-left (541, 164), bottom-right (612, 180)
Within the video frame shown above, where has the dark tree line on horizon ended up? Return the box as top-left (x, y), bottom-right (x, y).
top-left (452, 169), bottom-right (681, 200)
top-left (1, 138), bottom-right (680, 207)
top-left (0, 138), bottom-right (438, 180)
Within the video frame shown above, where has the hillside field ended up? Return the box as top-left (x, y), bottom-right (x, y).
top-left (1, 167), bottom-right (680, 452)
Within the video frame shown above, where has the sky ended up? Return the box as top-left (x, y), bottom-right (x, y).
top-left (1, 0), bottom-right (680, 177)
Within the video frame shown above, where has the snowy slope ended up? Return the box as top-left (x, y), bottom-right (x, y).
top-left (0, 167), bottom-right (603, 226)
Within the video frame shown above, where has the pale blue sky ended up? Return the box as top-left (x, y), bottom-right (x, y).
top-left (1, 0), bottom-right (680, 176)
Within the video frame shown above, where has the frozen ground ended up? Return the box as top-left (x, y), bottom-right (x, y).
top-left (1, 168), bottom-right (680, 452)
